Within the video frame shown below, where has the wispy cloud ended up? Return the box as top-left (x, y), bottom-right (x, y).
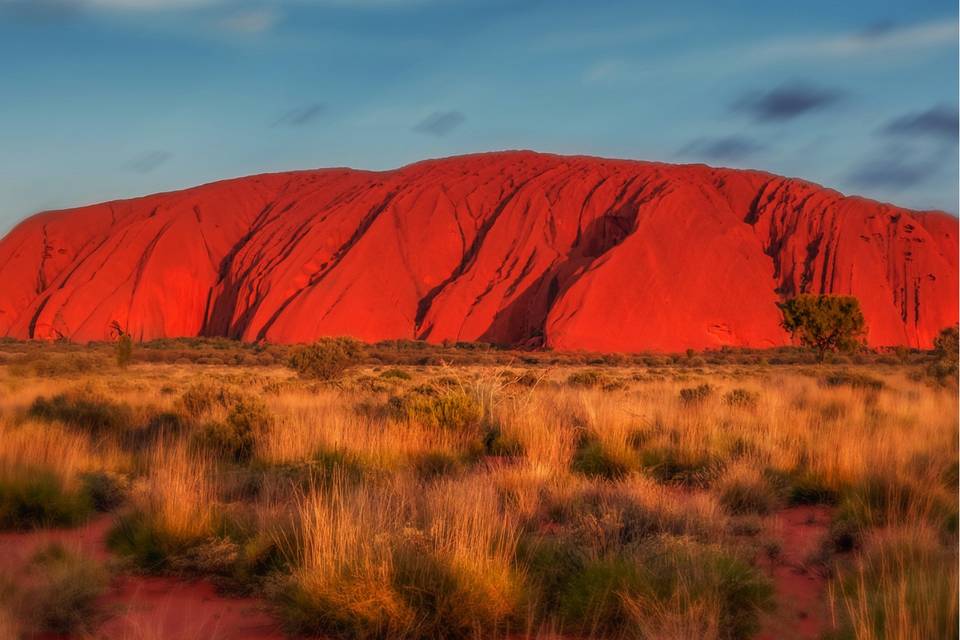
top-left (759, 18), bottom-right (958, 60)
top-left (412, 110), bottom-right (465, 136)
top-left (274, 102), bottom-right (327, 127)
top-left (588, 18), bottom-right (958, 83)
top-left (733, 83), bottom-right (843, 122)
top-left (880, 104), bottom-right (958, 141)
top-left (678, 135), bottom-right (766, 161)
top-left (125, 150), bottom-right (172, 173)
top-left (219, 8), bottom-right (280, 34)
top-left (582, 59), bottom-right (629, 85)
top-left (532, 23), bottom-right (678, 53)
top-left (85, 0), bottom-right (221, 9)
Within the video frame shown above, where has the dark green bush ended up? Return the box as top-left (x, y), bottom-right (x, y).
top-left (566, 370), bottom-right (605, 388)
top-left (719, 477), bottom-right (775, 515)
top-left (413, 451), bottom-right (462, 480)
top-left (21, 544), bottom-right (108, 635)
top-left (641, 447), bottom-right (720, 487)
top-left (388, 389), bottom-right (482, 431)
top-left (927, 325), bottom-right (958, 385)
top-left (822, 371), bottom-right (884, 391)
top-left (679, 383), bottom-right (712, 405)
top-left (288, 338), bottom-right (363, 380)
top-left (547, 538), bottom-right (772, 638)
top-left (571, 440), bottom-right (629, 480)
top-left (380, 368), bottom-right (412, 380)
top-left (0, 470), bottom-right (93, 530)
top-left (483, 427), bottom-right (524, 457)
top-left (178, 383), bottom-right (241, 418)
top-left (80, 471), bottom-right (127, 512)
top-left (116, 334), bottom-right (133, 368)
top-left (764, 468), bottom-right (838, 506)
top-left (195, 397), bottom-right (273, 462)
top-left (29, 388), bottom-right (133, 435)
top-left (723, 388), bottom-right (758, 408)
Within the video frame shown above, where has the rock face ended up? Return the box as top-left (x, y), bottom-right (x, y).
top-left (0, 151), bottom-right (956, 351)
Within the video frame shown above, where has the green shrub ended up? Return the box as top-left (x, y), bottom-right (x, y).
top-left (718, 475), bottom-right (775, 515)
top-left (551, 538), bottom-right (772, 638)
top-left (289, 338), bottom-right (363, 380)
top-left (380, 368), bottom-right (412, 380)
top-left (0, 470), bottom-right (92, 530)
top-left (679, 384), bottom-right (712, 405)
top-left (566, 370), bottom-right (605, 388)
top-left (641, 448), bottom-right (720, 487)
top-left (764, 468), bottom-right (838, 505)
top-left (483, 427), bottom-right (524, 457)
top-left (195, 396), bottom-right (272, 462)
top-left (80, 471), bottom-right (128, 512)
top-left (116, 334), bottom-right (133, 368)
top-left (822, 371), bottom-right (884, 391)
top-left (21, 544), bottom-right (107, 635)
top-left (571, 440), bottom-right (629, 480)
top-left (927, 325), bottom-right (958, 385)
top-left (388, 389), bottom-right (482, 431)
top-left (723, 388), bottom-right (758, 408)
top-left (8, 352), bottom-right (108, 378)
top-left (28, 387), bottom-right (133, 435)
top-left (413, 451), bottom-right (463, 480)
top-left (178, 383), bottom-right (241, 418)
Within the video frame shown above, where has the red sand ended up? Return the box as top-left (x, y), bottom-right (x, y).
top-left (0, 517), bottom-right (286, 640)
top-left (0, 151), bottom-right (955, 350)
top-left (756, 505), bottom-right (835, 640)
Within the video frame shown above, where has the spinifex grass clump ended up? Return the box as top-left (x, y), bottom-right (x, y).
top-left (831, 524), bottom-right (959, 639)
top-left (0, 421), bottom-right (118, 529)
top-left (109, 442), bottom-right (221, 570)
top-left (17, 544), bottom-right (108, 635)
top-left (278, 474), bottom-right (524, 639)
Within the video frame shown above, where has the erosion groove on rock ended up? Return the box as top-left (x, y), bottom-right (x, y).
top-left (0, 151), bottom-right (956, 350)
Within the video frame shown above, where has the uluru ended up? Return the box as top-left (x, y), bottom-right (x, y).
top-left (0, 151), bottom-right (955, 351)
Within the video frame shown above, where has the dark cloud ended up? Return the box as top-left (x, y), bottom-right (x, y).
top-left (274, 103), bottom-right (327, 127)
top-left (847, 147), bottom-right (936, 190)
top-left (413, 110), bottom-right (466, 137)
top-left (733, 83), bottom-right (843, 122)
top-left (880, 104), bottom-right (958, 141)
top-left (678, 135), bottom-right (765, 161)
top-left (858, 20), bottom-right (899, 39)
top-left (0, 0), bottom-right (82, 23)
top-left (125, 151), bottom-right (172, 174)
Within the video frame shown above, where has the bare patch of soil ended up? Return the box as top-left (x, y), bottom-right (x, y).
top-left (1, 516), bottom-right (286, 640)
top-left (756, 505), bottom-right (835, 640)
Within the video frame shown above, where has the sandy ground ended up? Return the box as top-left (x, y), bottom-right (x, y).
top-left (756, 505), bottom-right (835, 640)
top-left (0, 516), bottom-right (286, 640)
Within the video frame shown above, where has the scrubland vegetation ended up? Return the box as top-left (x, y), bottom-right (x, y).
top-left (0, 335), bottom-right (955, 639)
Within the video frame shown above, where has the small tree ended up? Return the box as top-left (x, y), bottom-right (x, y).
top-left (288, 337), bottom-right (363, 380)
top-left (928, 325), bottom-right (959, 384)
top-left (777, 294), bottom-right (866, 362)
top-left (116, 334), bottom-right (133, 368)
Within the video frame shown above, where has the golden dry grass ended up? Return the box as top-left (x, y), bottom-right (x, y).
top-left (0, 350), bottom-right (955, 639)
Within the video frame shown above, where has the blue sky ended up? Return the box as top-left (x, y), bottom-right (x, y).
top-left (1, 0), bottom-right (957, 233)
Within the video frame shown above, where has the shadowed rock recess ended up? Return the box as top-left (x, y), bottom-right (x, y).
top-left (0, 151), bottom-right (956, 350)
